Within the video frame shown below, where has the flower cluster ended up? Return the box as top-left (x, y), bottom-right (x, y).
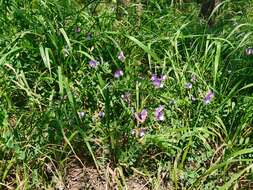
top-left (134, 105), bottom-right (165, 124)
top-left (203, 90), bottom-right (214, 104)
top-left (89, 59), bottom-right (99, 68)
top-left (154, 105), bottom-right (165, 121)
top-left (89, 51), bottom-right (125, 78)
top-left (131, 128), bottom-right (146, 138)
top-left (86, 51), bottom-right (216, 139)
top-left (151, 74), bottom-right (166, 88)
top-left (114, 69), bottom-right (124, 78)
top-left (134, 109), bottom-right (148, 124)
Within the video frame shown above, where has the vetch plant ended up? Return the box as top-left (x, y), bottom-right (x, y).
top-left (135, 109), bottom-right (148, 124)
top-left (89, 59), bottom-right (99, 68)
top-left (154, 105), bottom-right (165, 121)
top-left (185, 82), bottom-right (193, 90)
top-left (203, 90), bottom-right (214, 105)
top-left (114, 69), bottom-right (124, 78)
top-left (151, 74), bottom-right (166, 88)
top-left (139, 128), bottom-right (146, 137)
top-left (98, 111), bottom-right (105, 119)
top-left (1, 1), bottom-right (253, 189)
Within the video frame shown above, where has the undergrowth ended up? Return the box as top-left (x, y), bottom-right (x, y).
top-left (1, 0), bottom-right (253, 189)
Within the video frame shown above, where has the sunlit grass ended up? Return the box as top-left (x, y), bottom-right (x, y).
top-left (1, 0), bottom-right (253, 189)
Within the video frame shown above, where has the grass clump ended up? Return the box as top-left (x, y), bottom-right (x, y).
top-left (1, 0), bottom-right (253, 189)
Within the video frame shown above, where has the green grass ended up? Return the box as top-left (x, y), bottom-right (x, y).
top-left (1, 0), bottom-right (253, 189)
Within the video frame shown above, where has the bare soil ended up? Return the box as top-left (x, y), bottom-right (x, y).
top-left (63, 158), bottom-right (149, 190)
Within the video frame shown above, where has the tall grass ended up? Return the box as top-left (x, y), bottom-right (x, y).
top-left (1, 0), bottom-right (253, 189)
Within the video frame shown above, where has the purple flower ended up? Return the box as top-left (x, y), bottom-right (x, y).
top-left (135, 109), bottom-right (148, 124)
top-left (139, 128), bottom-right (146, 137)
top-left (153, 80), bottom-right (163, 88)
top-left (151, 74), bottom-right (166, 88)
top-left (98, 111), bottom-right (105, 119)
top-left (114, 69), bottom-right (124, 78)
top-left (89, 59), bottom-right (98, 68)
top-left (78, 111), bottom-right (85, 118)
top-left (151, 74), bottom-right (157, 81)
top-left (118, 51), bottom-right (126, 62)
top-left (154, 105), bottom-right (165, 121)
top-left (185, 82), bottom-right (193, 89)
top-left (245, 48), bottom-right (253, 56)
top-left (203, 90), bottom-right (214, 104)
